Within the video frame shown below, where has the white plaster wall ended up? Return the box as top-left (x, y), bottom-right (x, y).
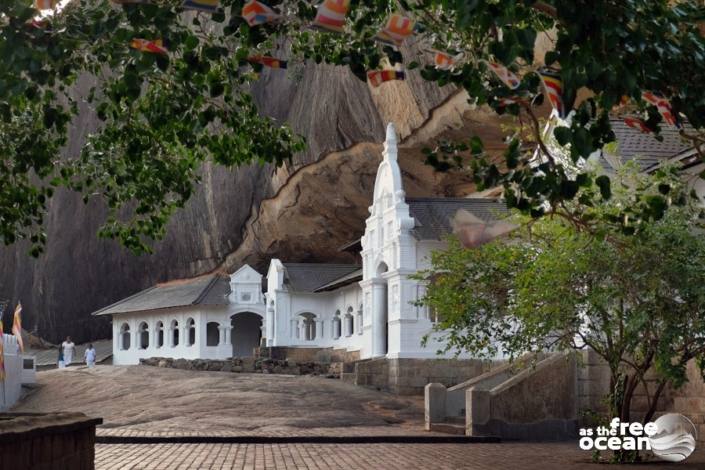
top-left (112, 306), bottom-right (233, 365)
top-left (0, 335), bottom-right (23, 411)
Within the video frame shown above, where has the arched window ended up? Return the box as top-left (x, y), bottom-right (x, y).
top-left (332, 311), bottom-right (342, 340)
top-left (206, 322), bottom-right (220, 346)
top-left (299, 313), bottom-right (316, 341)
top-left (171, 320), bottom-right (179, 347)
top-left (138, 322), bottom-right (149, 349)
top-left (120, 323), bottom-right (131, 350)
top-left (357, 305), bottom-right (363, 335)
top-left (155, 321), bottom-right (164, 348)
top-left (345, 307), bottom-right (354, 337)
top-left (187, 318), bottom-right (196, 346)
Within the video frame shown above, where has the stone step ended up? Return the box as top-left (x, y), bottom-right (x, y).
top-left (429, 423), bottom-right (466, 435)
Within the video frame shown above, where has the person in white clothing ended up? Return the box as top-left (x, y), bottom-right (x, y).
top-left (84, 343), bottom-right (96, 368)
top-left (62, 336), bottom-right (75, 366)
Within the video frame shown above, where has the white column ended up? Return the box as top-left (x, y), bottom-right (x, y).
top-left (317, 320), bottom-right (324, 340)
top-left (266, 307), bottom-right (275, 346)
top-left (372, 279), bottom-right (388, 357)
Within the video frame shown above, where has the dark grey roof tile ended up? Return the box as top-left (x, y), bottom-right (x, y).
top-left (282, 263), bottom-right (360, 293)
top-left (92, 274), bottom-right (230, 316)
top-left (407, 197), bottom-right (509, 240)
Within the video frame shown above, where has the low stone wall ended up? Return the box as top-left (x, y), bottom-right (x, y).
top-left (256, 347), bottom-right (360, 364)
top-left (355, 357), bottom-right (493, 395)
top-left (140, 357), bottom-right (335, 376)
top-left (578, 349), bottom-right (705, 444)
top-left (468, 353), bottom-right (578, 441)
top-left (0, 412), bottom-right (102, 470)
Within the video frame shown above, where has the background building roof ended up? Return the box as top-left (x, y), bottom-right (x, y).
top-left (602, 119), bottom-right (693, 172)
top-left (407, 197), bottom-right (509, 240)
top-left (282, 263), bottom-right (360, 293)
top-left (92, 274), bottom-right (230, 316)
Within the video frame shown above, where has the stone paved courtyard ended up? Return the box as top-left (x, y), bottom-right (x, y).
top-left (94, 443), bottom-right (705, 470)
top-left (13, 366), bottom-right (705, 469)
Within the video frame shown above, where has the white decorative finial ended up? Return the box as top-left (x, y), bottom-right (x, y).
top-left (383, 122), bottom-right (398, 161)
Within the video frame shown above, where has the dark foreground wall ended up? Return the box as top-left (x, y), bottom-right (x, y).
top-left (0, 412), bottom-right (102, 470)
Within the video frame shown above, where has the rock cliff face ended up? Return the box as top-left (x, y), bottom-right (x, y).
top-left (0, 59), bottom-right (505, 344)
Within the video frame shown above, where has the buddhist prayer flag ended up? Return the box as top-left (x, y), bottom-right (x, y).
top-left (452, 209), bottom-right (517, 248)
top-left (312, 0), bottom-right (350, 33)
top-left (130, 39), bottom-right (168, 55)
top-left (247, 56), bottom-right (287, 69)
top-left (183, 0), bottom-right (219, 13)
top-left (367, 69), bottom-right (405, 88)
top-left (241, 0), bottom-right (281, 27)
top-left (12, 302), bottom-right (23, 353)
top-left (624, 116), bottom-right (653, 134)
top-left (486, 61), bottom-right (521, 90)
top-left (34, 0), bottom-right (58, 10)
top-left (433, 51), bottom-right (463, 71)
top-left (375, 14), bottom-right (416, 47)
top-left (496, 96), bottom-right (527, 109)
top-left (538, 69), bottom-right (565, 117)
top-left (642, 91), bottom-right (680, 128)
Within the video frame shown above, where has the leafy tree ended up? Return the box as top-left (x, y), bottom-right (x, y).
top-left (414, 167), bottom-right (705, 461)
top-left (3, 0), bottom-right (705, 254)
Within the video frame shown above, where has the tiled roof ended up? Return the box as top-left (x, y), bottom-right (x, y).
top-left (282, 263), bottom-right (360, 293)
top-left (605, 119), bottom-right (692, 171)
top-left (314, 269), bottom-right (363, 292)
top-left (407, 198), bottom-right (509, 240)
top-left (92, 274), bottom-right (230, 316)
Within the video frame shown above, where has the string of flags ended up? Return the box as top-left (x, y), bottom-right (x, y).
top-left (367, 70), bottom-right (405, 88)
top-left (12, 302), bottom-right (23, 353)
top-left (34, 0), bottom-right (59, 9)
top-left (130, 38), bottom-right (168, 55)
top-left (242, 0), bottom-right (282, 27)
top-left (375, 13), bottom-right (416, 47)
top-left (312, 0), bottom-right (350, 33)
top-left (59, 0), bottom-right (682, 131)
top-left (247, 55), bottom-right (287, 69)
top-left (433, 51), bottom-right (463, 71)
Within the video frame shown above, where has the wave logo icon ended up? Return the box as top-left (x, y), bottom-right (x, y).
top-left (649, 413), bottom-right (697, 462)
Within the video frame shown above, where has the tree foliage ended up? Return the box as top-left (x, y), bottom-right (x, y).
top-left (3, 0), bottom-right (705, 254)
top-left (414, 167), bottom-right (705, 457)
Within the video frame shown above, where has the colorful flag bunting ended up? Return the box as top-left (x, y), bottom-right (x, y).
top-left (130, 39), bottom-right (168, 55)
top-left (623, 116), bottom-right (653, 134)
top-left (486, 61), bottom-right (521, 90)
top-left (183, 0), bottom-right (218, 13)
top-left (375, 14), bottom-right (416, 47)
top-left (538, 69), bottom-right (565, 117)
top-left (496, 96), bottom-right (527, 109)
top-left (312, 0), bottom-right (350, 33)
top-left (433, 51), bottom-right (463, 71)
top-left (12, 302), bottom-right (23, 353)
top-left (367, 70), bottom-right (405, 88)
top-left (452, 209), bottom-right (518, 248)
top-left (247, 56), bottom-right (287, 69)
top-left (241, 0), bottom-right (281, 27)
top-left (34, 0), bottom-right (58, 10)
top-left (642, 91), bottom-right (679, 128)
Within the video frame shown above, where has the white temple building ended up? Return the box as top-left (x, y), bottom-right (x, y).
top-left (95, 123), bottom-right (507, 365)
